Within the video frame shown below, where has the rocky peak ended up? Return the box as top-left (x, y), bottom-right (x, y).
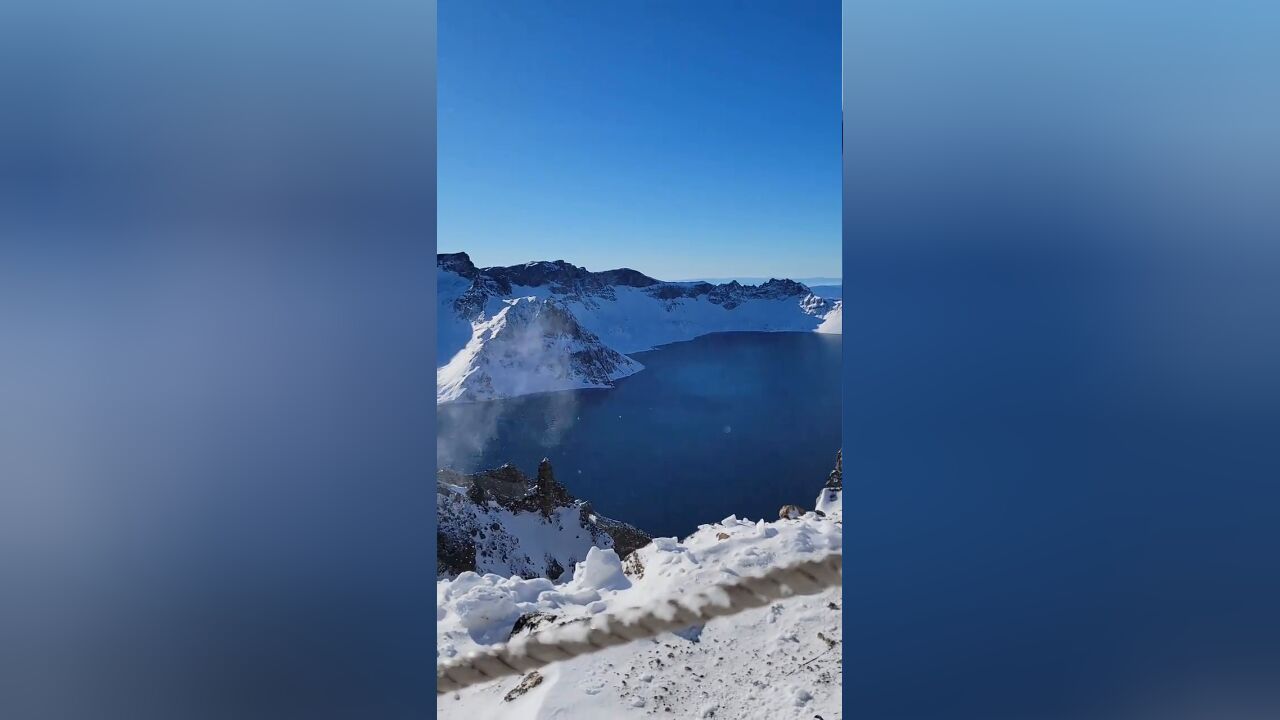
top-left (438, 460), bottom-right (576, 515)
top-left (596, 267), bottom-right (661, 288)
top-left (815, 449), bottom-right (843, 516)
top-left (438, 252), bottom-right (479, 279)
top-left (825, 449), bottom-right (842, 491)
top-left (486, 260), bottom-right (660, 297)
top-left (533, 458), bottom-right (575, 518)
top-left (436, 459), bottom-right (652, 579)
top-left (758, 278), bottom-right (812, 297)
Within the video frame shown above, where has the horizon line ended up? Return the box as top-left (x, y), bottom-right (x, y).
top-left (438, 250), bottom-right (840, 284)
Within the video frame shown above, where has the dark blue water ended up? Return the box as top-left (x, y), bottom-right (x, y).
top-left (437, 332), bottom-right (841, 537)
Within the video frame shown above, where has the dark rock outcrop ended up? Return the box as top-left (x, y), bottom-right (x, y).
top-left (503, 671), bottom-right (544, 702)
top-left (507, 611), bottom-right (557, 640)
top-left (436, 459), bottom-right (652, 579)
top-left (814, 449), bottom-right (842, 514)
top-left (778, 504), bottom-right (805, 520)
top-left (621, 550), bottom-right (646, 580)
top-left (437, 251), bottom-right (479, 279)
top-left (825, 449), bottom-right (842, 492)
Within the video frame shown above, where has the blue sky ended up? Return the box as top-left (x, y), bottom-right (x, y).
top-left (438, 1), bottom-right (840, 281)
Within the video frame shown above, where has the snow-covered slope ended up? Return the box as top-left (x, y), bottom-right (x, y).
top-left (437, 456), bottom-right (843, 719)
top-left (437, 459), bottom-right (651, 581)
top-left (437, 296), bottom-right (643, 404)
top-left (437, 253), bottom-right (842, 403)
top-left (816, 300), bottom-right (842, 335)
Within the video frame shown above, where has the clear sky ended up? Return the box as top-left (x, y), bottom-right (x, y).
top-left (438, 1), bottom-right (840, 281)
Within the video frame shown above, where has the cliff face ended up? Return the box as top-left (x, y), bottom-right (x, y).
top-left (437, 459), bottom-right (651, 580)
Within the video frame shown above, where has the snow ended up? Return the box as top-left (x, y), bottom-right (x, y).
top-left (815, 300), bottom-right (842, 334)
top-left (573, 545), bottom-right (631, 592)
top-left (438, 493), bottom-right (842, 719)
top-left (437, 482), bottom-right (621, 580)
top-left (437, 297), bottom-right (643, 404)
top-left (437, 263), bottom-right (844, 404)
top-left (437, 267), bottom-right (477, 363)
top-left (814, 471), bottom-right (843, 516)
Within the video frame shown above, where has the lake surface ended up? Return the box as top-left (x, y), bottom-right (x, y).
top-left (437, 331), bottom-right (841, 538)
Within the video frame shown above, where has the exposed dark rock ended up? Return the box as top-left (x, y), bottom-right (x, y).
top-left (453, 463), bottom-right (529, 502)
top-left (591, 514), bottom-right (651, 561)
top-left (436, 528), bottom-right (475, 575)
top-left (503, 671), bottom-right (544, 702)
top-left (779, 504), bottom-right (805, 520)
top-left (466, 480), bottom-right (488, 506)
top-left (534, 457), bottom-right (573, 517)
top-left (825, 449), bottom-right (842, 491)
top-left (815, 449), bottom-right (842, 513)
top-left (437, 251), bottom-right (478, 279)
top-left (622, 550), bottom-right (645, 579)
top-left (508, 612), bottom-right (557, 640)
top-left (436, 460), bottom-right (652, 580)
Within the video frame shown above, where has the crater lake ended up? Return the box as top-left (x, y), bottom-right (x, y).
top-left (437, 331), bottom-right (842, 538)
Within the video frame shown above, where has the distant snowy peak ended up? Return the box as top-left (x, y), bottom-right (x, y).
top-left (438, 252), bottom-right (830, 316)
top-left (436, 252), bottom-right (841, 403)
top-left (437, 296), bottom-right (643, 404)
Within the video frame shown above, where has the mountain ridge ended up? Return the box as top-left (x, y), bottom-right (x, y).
top-left (438, 252), bottom-right (842, 403)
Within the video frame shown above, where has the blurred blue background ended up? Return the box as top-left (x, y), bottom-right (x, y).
top-left (843, 1), bottom-right (1280, 717)
top-left (1, 1), bottom-right (1278, 718)
top-left (1, 2), bottom-right (437, 718)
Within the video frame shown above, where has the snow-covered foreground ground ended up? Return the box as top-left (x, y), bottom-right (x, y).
top-left (438, 492), bottom-right (842, 719)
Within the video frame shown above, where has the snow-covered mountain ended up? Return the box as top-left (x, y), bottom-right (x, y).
top-left (437, 458), bottom-right (651, 581)
top-left (437, 253), bottom-right (842, 403)
top-left (437, 297), bottom-right (643, 404)
top-left (437, 453), bottom-right (843, 719)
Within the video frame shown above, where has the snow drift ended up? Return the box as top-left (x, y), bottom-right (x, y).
top-left (437, 453), bottom-right (844, 719)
